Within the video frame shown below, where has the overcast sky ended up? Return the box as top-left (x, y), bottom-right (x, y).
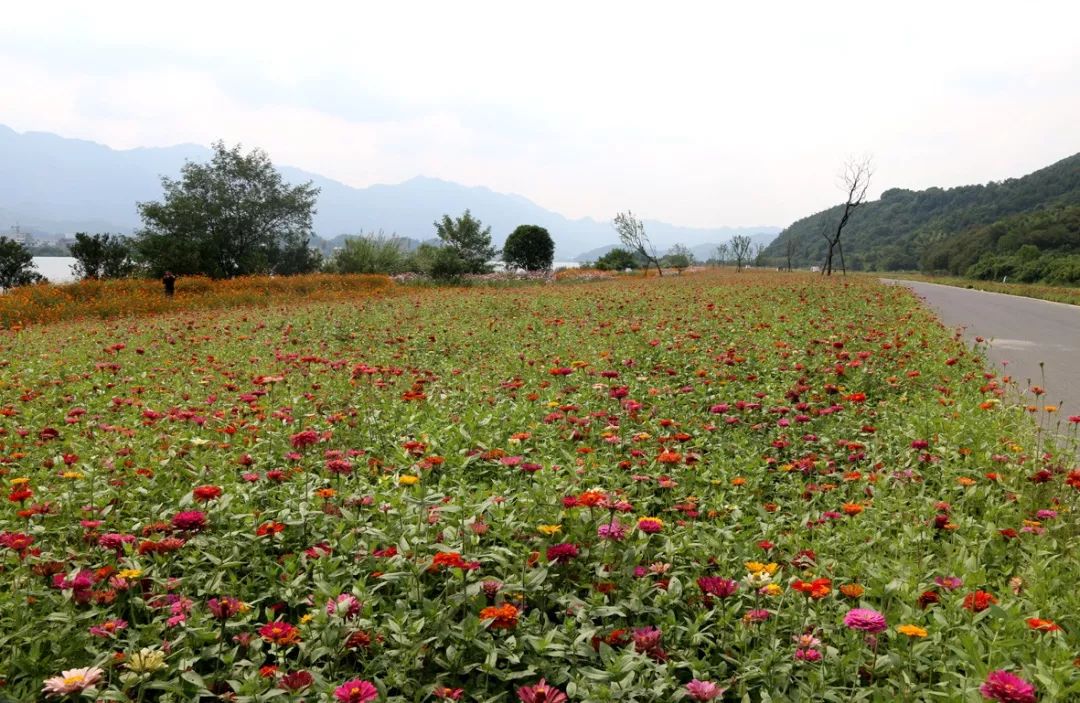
top-left (3, 1), bottom-right (1078, 228)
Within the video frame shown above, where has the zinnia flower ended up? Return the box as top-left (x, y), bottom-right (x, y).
top-left (480, 603), bottom-right (520, 630)
top-left (259, 621), bottom-right (301, 646)
top-left (843, 608), bottom-right (887, 633)
top-left (171, 510), bottom-right (208, 531)
top-left (546, 543), bottom-right (579, 564)
top-left (334, 679), bottom-right (379, 703)
top-left (896, 624), bottom-right (928, 638)
top-left (517, 679), bottom-right (569, 703)
top-left (980, 669), bottom-right (1037, 703)
top-left (637, 517), bottom-right (664, 533)
top-left (698, 576), bottom-right (739, 600)
top-left (326, 593), bottom-right (363, 619)
top-left (963, 590), bottom-right (998, 613)
top-left (686, 679), bottom-right (726, 701)
top-left (42, 667), bottom-right (104, 698)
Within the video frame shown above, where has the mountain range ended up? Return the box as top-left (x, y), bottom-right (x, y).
top-left (0, 125), bottom-right (779, 259)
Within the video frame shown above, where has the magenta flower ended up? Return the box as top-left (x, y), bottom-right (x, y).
top-left (980, 670), bottom-right (1037, 703)
top-left (517, 679), bottom-right (568, 703)
top-left (698, 576), bottom-right (739, 599)
top-left (597, 520), bottom-right (627, 541)
top-left (88, 618), bottom-right (128, 638)
top-left (326, 593), bottom-right (362, 619)
top-left (171, 510), bottom-right (208, 532)
top-left (795, 648), bottom-right (822, 662)
top-left (843, 608), bottom-right (887, 633)
top-left (334, 679), bottom-right (378, 703)
top-left (935, 576), bottom-right (964, 591)
top-left (546, 543), bottom-right (580, 564)
top-left (686, 679), bottom-right (726, 701)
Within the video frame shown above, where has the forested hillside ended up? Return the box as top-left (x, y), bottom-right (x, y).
top-left (763, 153), bottom-right (1080, 272)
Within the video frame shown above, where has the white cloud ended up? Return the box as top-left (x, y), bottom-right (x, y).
top-left (2, 0), bottom-right (1078, 227)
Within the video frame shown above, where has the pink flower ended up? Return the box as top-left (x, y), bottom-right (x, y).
top-left (980, 669), bottom-right (1037, 703)
top-left (208, 596), bottom-right (244, 620)
top-left (686, 679), bottom-right (726, 701)
top-left (171, 510), bottom-right (208, 532)
top-left (637, 517), bottom-right (664, 533)
top-left (88, 618), bottom-right (128, 638)
top-left (517, 679), bottom-right (569, 703)
top-left (326, 593), bottom-right (363, 619)
top-left (843, 608), bottom-right (887, 633)
top-left (698, 576), bottom-right (739, 599)
top-left (546, 543), bottom-right (579, 564)
top-left (42, 667), bottom-right (104, 698)
top-left (597, 520), bottom-right (627, 541)
top-left (935, 576), bottom-right (964, 591)
top-left (334, 679), bottom-right (379, 703)
top-left (795, 648), bottom-right (822, 662)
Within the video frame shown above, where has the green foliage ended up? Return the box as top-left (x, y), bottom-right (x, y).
top-left (765, 152), bottom-right (1080, 271)
top-left (921, 205), bottom-right (1080, 284)
top-left (613, 211), bottom-right (662, 276)
top-left (594, 248), bottom-right (641, 271)
top-left (68, 233), bottom-right (136, 280)
top-left (661, 243), bottom-right (693, 273)
top-left (434, 210), bottom-right (496, 274)
top-left (326, 235), bottom-right (412, 275)
top-left (0, 236), bottom-right (44, 289)
top-left (502, 225), bottom-right (555, 271)
top-left (135, 141), bottom-right (321, 279)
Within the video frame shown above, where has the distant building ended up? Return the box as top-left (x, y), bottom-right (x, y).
top-left (6, 225), bottom-right (29, 245)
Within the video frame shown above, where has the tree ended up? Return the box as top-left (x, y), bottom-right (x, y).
top-left (730, 235), bottom-right (752, 272)
top-left (714, 242), bottom-right (730, 267)
top-left (135, 141), bottom-right (321, 279)
top-left (502, 225), bottom-right (555, 271)
top-left (327, 234), bottom-right (411, 274)
top-left (594, 248), bottom-right (640, 271)
top-left (663, 243), bottom-right (693, 274)
top-left (784, 237), bottom-right (800, 271)
top-left (0, 237), bottom-right (44, 289)
top-left (613, 211), bottom-right (662, 276)
top-left (434, 210), bottom-right (496, 274)
top-left (822, 157), bottom-right (872, 276)
top-left (69, 233), bottom-right (136, 280)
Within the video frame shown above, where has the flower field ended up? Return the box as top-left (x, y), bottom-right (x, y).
top-left (1, 271), bottom-right (1078, 702)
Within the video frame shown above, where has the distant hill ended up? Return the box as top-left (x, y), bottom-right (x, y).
top-left (0, 125), bottom-right (780, 258)
top-left (762, 153), bottom-right (1080, 271)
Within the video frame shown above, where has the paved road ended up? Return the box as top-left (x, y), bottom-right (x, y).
top-left (884, 279), bottom-right (1080, 430)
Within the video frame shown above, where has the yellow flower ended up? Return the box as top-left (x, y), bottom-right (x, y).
top-left (62, 471), bottom-right (83, 480)
top-left (896, 624), bottom-right (928, 638)
top-left (745, 561), bottom-right (779, 576)
top-left (126, 648), bottom-right (167, 673)
top-left (398, 475), bottom-right (419, 486)
top-left (538, 524), bottom-right (562, 536)
top-left (760, 583), bottom-right (783, 597)
top-left (9, 477), bottom-right (30, 486)
top-left (118, 569), bottom-right (143, 580)
top-left (300, 613), bottom-right (314, 624)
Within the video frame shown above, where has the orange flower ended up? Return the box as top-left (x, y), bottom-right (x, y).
top-left (841, 503), bottom-right (863, 516)
top-left (1026, 617), bottom-right (1062, 632)
top-left (480, 603), bottom-right (519, 630)
top-left (840, 583), bottom-right (864, 598)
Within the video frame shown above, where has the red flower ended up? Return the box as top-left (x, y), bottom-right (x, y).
top-left (192, 485), bottom-right (222, 502)
top-left (962, 590), bottom-right (998, 613)
top-left (1026, 617), bottom-right (1062, 632)
top-left (171, 510), bottom-right (208, 532)
top-left (259, 621), bottom-right (301, 646)
top-left (256, 521), bottom-right (285, 537)
top-left (280, 670), bottom-right (314, 691)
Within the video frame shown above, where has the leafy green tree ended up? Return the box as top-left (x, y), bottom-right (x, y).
top-left (135, 141), bottom-right (321, 278)
top-left (434, 210), bottom-right (496, 274)
top-left (327, 234), bottom-right (411, 274)
top-left (613, 211), bottom-right (662, 276)
top-left (502, 225), bottom-right (555, 271)
top-left (594, 248), bottom-right (640, 271)
top-left (662, 243), bottom-right (693, 274)
top-left (69, 233), bottom-right (136, 280)
top-left (0, 236), bottom-right (44, 289)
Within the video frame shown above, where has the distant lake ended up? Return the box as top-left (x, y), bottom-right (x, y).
top-left (32, 257), bottom-right (77, 283)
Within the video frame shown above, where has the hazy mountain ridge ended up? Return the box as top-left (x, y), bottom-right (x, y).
top-left (0, 125), bottom-right (779, 258)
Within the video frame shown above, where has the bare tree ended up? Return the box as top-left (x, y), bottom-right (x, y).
top-left (730, 234), bottom-right (752, 272)
top-left (822, 157), bottom-right (872, 276)
top-left (784, 237), bottom-right (799, 271)
top-left (753, 242), bottom-right (765, 266)
top-left (614, 211), bottom-right (662, 276)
